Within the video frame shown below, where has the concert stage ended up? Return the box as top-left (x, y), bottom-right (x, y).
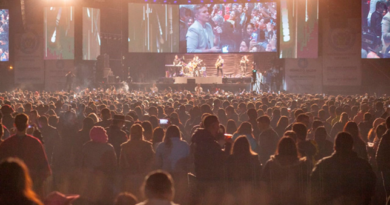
top-left (173, 77), bottom-right (223, 84)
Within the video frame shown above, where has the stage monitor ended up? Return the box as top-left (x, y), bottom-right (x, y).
top-left (44, 7), bottom-right (75, 60)
top-left (362, 1), bottom-right (390, 58)
top-left (0, 9), bottom-right (9, 61)
top-left (128, 3), bottom-right (179, 53)
top-left (279, 0), bottom-right (319, 58)
top-left (179, 3), bottom-right (277, 53)
top-left (83, 7), bottom-right (100, 60)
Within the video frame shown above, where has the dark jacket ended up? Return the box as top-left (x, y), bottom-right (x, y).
top-left (81, 141), bottom-right (117, 175)
top-left (311, 151), bottom-right (376, 205)
top-left (371, 10), bottom-right (383, 37)
top-left (258, 127), bottom-right (279, 164)
top-left (40, 125), bottom-right (60, 164)
top-left (377, 129), bottom-right (390, 172)
top-left (106, 125), bottom-right (128, 159)
top-left (120, 139), bottom-right (154, 175)
top-left (191, 128), bottom-right (228, 181)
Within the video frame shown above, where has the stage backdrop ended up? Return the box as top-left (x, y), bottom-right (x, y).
top-left (284, 58), bottom-right (322, 94)
top-left (14, 25), bottom-right (45, 85)
top-left (45, 60), bottom-right (74, 91)
top-left (322, 18), bottom-right (361, 91)
top-left (165, 54), bottom-right (254, 77)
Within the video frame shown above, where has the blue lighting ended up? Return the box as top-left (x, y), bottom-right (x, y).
top-left (174, 0), bottom-right (177, 2)
top-left (188, 0), bottom-right (191, 2)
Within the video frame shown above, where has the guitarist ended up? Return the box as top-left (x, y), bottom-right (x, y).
top-left (215, 55), bottom-right (224, 77)
top-left (193, 56), bottom-right (203, 77)
top-left (240, 55), bottom-right (249, 76)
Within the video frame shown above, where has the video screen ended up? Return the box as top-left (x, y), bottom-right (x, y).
top-left (0, 9), bottom-right (9, 61)
top-left (44, 7), bottom-right (75, 60)
top-left (128, 4), bottom-right (179, 53)
top-left (83, 8), bottom-right (100, 60)
top-left (279, 0), bottom-right (319, 58)
top-left (362, 1), bottom-right (390, 58)
top-left (179, 3), bottom-right (277, 53)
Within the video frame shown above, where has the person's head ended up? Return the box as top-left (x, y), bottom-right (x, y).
top-left (203, 115), bottom-right (220, 137)
top-left (237, 122), bottom-right (252, 135)
top-left (340, 112), bottom-right (349, 123)
top-left (276, 116), bottom-right (289, 129)
top-left (376, 123), bottom-right (386, 139)
top-left (237, 4), bottom-right (243, 13)
top-left (194, 5), bottom-right (210, 23)
top-left (149, 106), bottom-right (158, 117)
top-left (175, 55), bottom-right (178, 59)
top-left (239, 40), bottom-right (250, 52)
top-left (312, 120), bottom-right (323, 131)
top-left (141, 121), bottom-right (153, 141)
top-left (275, 137), bottom-right (298, 157)
top-left (100, 108), bottom-right (111, 120)
top-left (296, 113), bottom-right (310, 128)
top-left (81, 117), bottom-right (94, 132)
top-left (113, 114), bottom-right (125, 128)
top-left (376, 1), bottom-right (387, 14)
top-left (334, 132), bottom-right (354, 153)
top-left (343, 121), bottom-right (360, 138)
top-left (14, 114), bottom-right (29, 132)
top-left (283, 131), bottom-right (297, 142)
top-left (38, 116), bottom-right (48, 128)
top-left (363, 112), bottom-right (372, 122)
top-left (231, 135), bottom-right (255, 156)
top-left (152, 127), bottom-right (165, 144)
top-left (229, 10), bottom-right (236, 20)
top-left (130, 124), bottom-right (144, 140)
top-left (257, 115), bottom-right (271, 130)
top-left (142, 171), bottom-right (175, 201)
top-left (226, 119), bottom-right (237, 134)
top-left (246, 23), bottom-right (254, 35)
top-left (114, 192), bottom-right (138, 205)
top-left (247, 108), bottom-right (257, 120)
top-left (0, 158), bottom-right (43, 205)
top-left (164, 125), bottom-right (181, 149)
top-left (89, 126), bottom-right (108, 143)
top-left (292, 123), bottom-right (307, 141)
top-left (314, 126), bottom-right (328, 142)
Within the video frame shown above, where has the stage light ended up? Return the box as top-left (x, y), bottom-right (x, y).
top-left (9, 66), bottom-right (13, 70)
top-left (174, 1), bottom-right (177, 3)
top-left (188, 0), bottom-right (191, 2)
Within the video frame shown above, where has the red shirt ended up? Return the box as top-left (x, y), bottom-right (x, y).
top-left (0, 134), bottom-right (51, 181)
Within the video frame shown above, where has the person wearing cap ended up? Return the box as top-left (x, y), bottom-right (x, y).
top-left (44, 191), bottom-right (79, 205)
top-left (106, 114), bottom-right (129, 160)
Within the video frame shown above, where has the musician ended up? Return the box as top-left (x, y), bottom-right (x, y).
top-left (240, 55), bottom-right (249, 76)
top-left (215, 55), bottom-right (224, 77)
top-left (192, 56), bottom-right (202, 77)
top-left (151, 84), bottom-right (158, 93)
top-left (195, 84), bottom-right (203, 94)
top-left (173, 55), bottom-right (182, 76)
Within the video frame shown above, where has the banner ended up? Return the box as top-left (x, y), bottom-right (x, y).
top-left (322, 18), bottom-right (361, 87)
top-left (45, 60), bottom-right (74, 91)
top-left (14, 25), bottom-right (45, 85)
top-left (284, 58), bottom-right (322, 94)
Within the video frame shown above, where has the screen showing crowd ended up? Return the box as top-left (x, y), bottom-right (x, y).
top-left (179, 3), bottom-right (277, 53)
top-left (0, 10), bottom-right (9, 61)
top-left (44, 7), bottom-right (75, 60)
top-left (83, 8), bottom-right (101, 60)
top-left (128, 4), bottom-right (180, 53)
top-left (362, 1), bottom-right (390, 58)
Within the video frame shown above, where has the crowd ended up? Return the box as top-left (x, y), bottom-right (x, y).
top-left (0, 88), bottom-right (389, 205)
top-left (180, 3), bottom-right (277, 53)
top-left (0, 9), bottom-right (9, 62)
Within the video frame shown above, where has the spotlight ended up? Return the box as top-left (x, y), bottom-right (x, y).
top-left (9, 66), bottom-right (13, 70)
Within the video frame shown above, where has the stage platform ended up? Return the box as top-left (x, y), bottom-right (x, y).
top-left (173, 77), bottom-right (223, 84)
top-left (128, 83), bottom-right (252, 93)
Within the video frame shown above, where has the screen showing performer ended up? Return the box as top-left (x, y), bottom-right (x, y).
top-left (279, 0), bottom-right (319, 58)
top-left (362, 1), bottom-right (390, 58)
top-left (0, 9), bottom-right (9, 62)
top-left (44, 7), bottom-right (75, 60)
top-left (83, 8), bottom-right (101, 60)
top-left (179, 3), bottom-right (277, 53)
top-left (128, 3), bottom-right (179, 53)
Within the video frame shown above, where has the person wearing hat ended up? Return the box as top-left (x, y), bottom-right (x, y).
top-left (0, 104), bottom-right (14, 131)
top-left (106, 114), bottom-right (129, 160)
top-left (44, 191), bottom-right (79, 205)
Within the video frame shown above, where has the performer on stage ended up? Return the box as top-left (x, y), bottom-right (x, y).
top-left (173, 55), bottom-right (182, 76)
top-left (65, 71), bottom-right (75, 92)
top-left (192, 56), bottom-right (203, 77)
top-left (151, 83), bottom-right (158, 93)
top-left (215, 55), bottom-right (224, 77)
top-left (195, 83), bottom-right (203, 94)
top-left (240, 55), bottom-right (249, 76)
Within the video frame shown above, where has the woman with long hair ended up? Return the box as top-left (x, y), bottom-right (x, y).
top-left (141, 121), bottom-right (153, 141)
top-left (169, 112), bottom-right (188, 142)
top-left (226, 119), bottom-right (238, 134)
top-left (226, 136), bottom-right (261, 204)
top-left (343, 121), bottom-right (368, 160)
top-left (0, 158), bottom-right (43, 205)
top-left (155, 125), bottom-right (190, 173)
top-left (233, 122), bottom-right (258, 154)
top-left (152, 127), bottom-right (165, 151)
top-left (217, 108), bottom-right (228, 127)
top-left (275, 116), bottom-right (289, 138)
top-left (260, 137), bottom-right (310, 205)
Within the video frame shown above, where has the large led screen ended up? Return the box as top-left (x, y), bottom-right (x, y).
top-left (44, 7), bottom-right (75, 60)
top-left (179, 3), bottom-right (277, 53)
top-left (83, 8), bottom-right (100, 60)
top-left (279, 0), bottom-right (319, 58)
top-left (362, 1), bottom-right (390, 58)
top-left (0, 9), bottom-right (9, 61)
top-left (128, 4), bottom-right (179, 53)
